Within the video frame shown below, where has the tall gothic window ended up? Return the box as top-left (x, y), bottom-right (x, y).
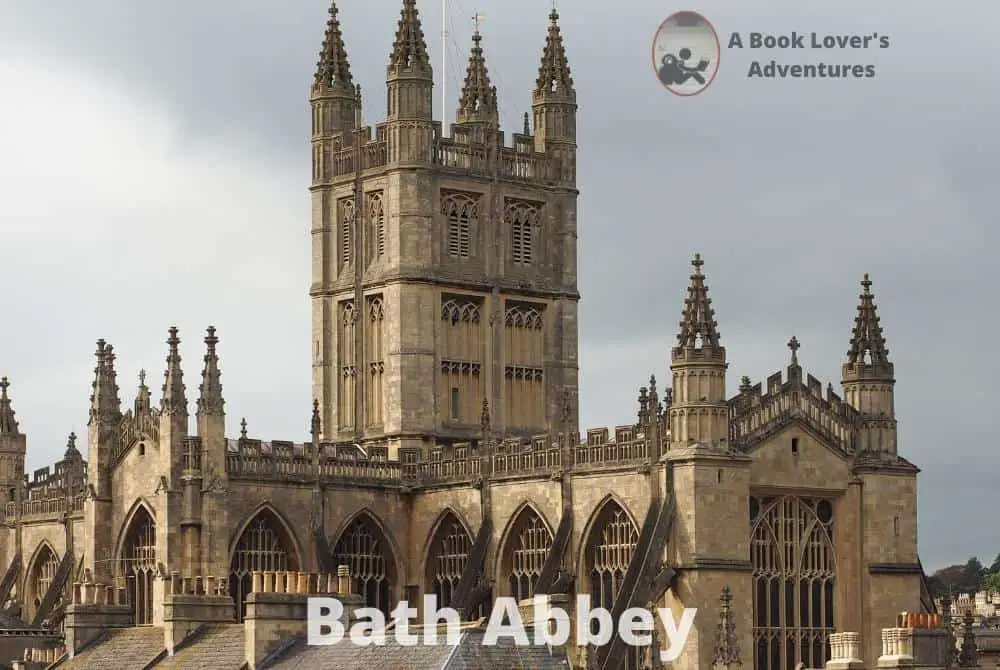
top-left (442, 192), bottom-right (478, 260)
top-left (503, 303), bottom-right (545, 428)
top-left (501, 506), bottom-right (553, 601)
top-left (367, 192), bottom-right (385, 264)
top-left (120, 506), bottom-right (157, 626)
top-left (365, 296), bottom-right (385, 427)
top-left (338, 301), bottom-right (356, 430)
top-left (425, 513), bottom-right (473, 610)
top-left (28, 544), bottom-right (60, 623)
top-left (229, 508), bottom-right (299, 622)
top-left (339, 197), bottom-right (355, 268)
top-left (751, 496), bottom-right (836, 670)
top-left (506, 200), bottom-right (539, 266)
top-left (332, 514), bottom-right (396, 617)
top-left (441, 297), bottom-right (484, 423)
top-left (585, 500), bottom-right (644, 670)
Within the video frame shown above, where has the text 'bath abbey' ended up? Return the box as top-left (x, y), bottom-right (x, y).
top-left (0, 1), bottom-right (928, 669)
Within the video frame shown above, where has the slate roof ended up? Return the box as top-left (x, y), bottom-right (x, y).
top-left (262, 627), bottom-right (571, 670)
top-left (56, 626), bottom-right (165, 669)
top-left (155, 624), bottom-right (246, 669)
top-left (0, 610), bottom-right (45, 633)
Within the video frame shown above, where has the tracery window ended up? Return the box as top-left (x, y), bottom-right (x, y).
top-left (425, 515), bottom-right (473, 610)
top-left (339, 197), bottom-right (355, 268)
top-left (29, 545), bottom-right (60, 622)
top-left (441, 297), bottom-right (484, 423)
top-left (503, 303), bottom-right (545, 428)
top-left (365, 296), bottom-right (385, 427)
top-left (505, 200), bottom-right (539, 266)
top-left (367, 191), bottom-right (385, 264)
top-left (751, 495), bottom-right (836, 670)
top-left (229, 510), bottom-right (299, 622)
top-left (585, 501), bottom-right (645, 669)
top-left (442, 192), bottom-right (478, 260)
top-left (338, 301), bottom-right (356, 430)
top-left (501, 507), bottom-right (553, 601)
top-left (120, 506), bottom-right (157, 626)
top-left (332, 515), bottom-right (396, 617)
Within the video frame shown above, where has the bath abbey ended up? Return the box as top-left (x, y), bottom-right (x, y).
top-left (0, 1), bottom-right (941, 669)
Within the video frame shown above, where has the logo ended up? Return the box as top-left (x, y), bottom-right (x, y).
top-left (652, 11), bottom-right (721, 96)
top-left (306, 595), bottom-right (698, 662)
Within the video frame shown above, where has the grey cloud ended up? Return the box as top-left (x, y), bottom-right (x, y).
top-left (0, 0), bottom-right (997, 570)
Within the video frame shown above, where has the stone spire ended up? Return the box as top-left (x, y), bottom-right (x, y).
top-left (313, 0), bottom-right (353, 92)
top-left (64, 432), bottom-right (81, 460)
top-left (456, 27), bottom-right (498, 126)
top-left (160, 327), bottom-right (187, 415)
top-left (845, 273), bottom-right (892, 373)
top-left (675, 253), bottom-right (721, 349)
top-left (0, 377), bottom-right (18, 435)
top-left (89, 339), bottom-right (122, 424)
top-left (197, 326), bottom-right (224, 415)
top-left (533, 8), bottom-right (575, 101)
top-left (388, 0), bottom-right (431, 76)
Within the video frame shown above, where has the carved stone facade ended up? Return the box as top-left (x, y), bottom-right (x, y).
top-left (0, 2), bottom-right (925, 669)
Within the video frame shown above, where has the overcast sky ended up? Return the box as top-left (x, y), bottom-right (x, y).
top-left (0, 0), bottom-right (995, 571)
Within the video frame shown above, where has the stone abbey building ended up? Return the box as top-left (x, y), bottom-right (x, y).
top-left (0, 1), bottom-right (931, 668)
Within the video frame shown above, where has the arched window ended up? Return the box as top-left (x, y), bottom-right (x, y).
top-left (500, 506), bottom-right (553, 602)
top-left (365, 296), bottom-right (385, 427)
top-left (584, 500), bottom-right (643, 670)
top-left (503, 303), bottom-right (546, 429)
top-left (229, 508), bottom-right (300, 622)
top-left (339, 197), bottom-right (355, 267)
top-left (332, 514), bottom-right (397, 617)
top-left (338, 301), bottom-right (356, 430)
top-left (440, 297), bottom-right (484, 424)
top-left (120, 506), bottom-right (157, 626)
top-left (751, 496), bottom-right (836, 670)
top-left (28, 544), bottom-right (60, 623)
top-left (424, 514), bottom-right (473, 611)
top-left (505, 200), bottom-right (539, 266)
top-left (442, 192), bottom-right (478, 260)
top-left (367, 192), bottom-right (386, 264)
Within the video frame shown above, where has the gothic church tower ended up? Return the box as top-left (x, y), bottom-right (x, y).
top-left (310, 1), bottom-right (580, 457)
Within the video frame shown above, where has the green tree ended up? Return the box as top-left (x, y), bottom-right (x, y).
top-left (983, 572), bottom-right (1000, 593)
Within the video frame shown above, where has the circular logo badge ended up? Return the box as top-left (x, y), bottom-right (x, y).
top-left (652, 11), bottom-right (720, 96)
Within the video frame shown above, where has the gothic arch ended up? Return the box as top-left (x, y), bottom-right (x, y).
top-left (329, 508), bottom-right (401, 617)
top-left (228, 502), bottom-right (303, 621)
top-left (113, 497), bottom-right (157, 563)
top-left (751, 494), bottom-right (837, 670)
top-left (24, 540), bottom-right (60, 621)
top-left (117, 500), bottom-right (157, 626)
top-left (421, 508), bottom-right (475, 609)
top-left (575, 493), bottom-right (640, 585)
top-left (495, 501), bottom-right (554, 601)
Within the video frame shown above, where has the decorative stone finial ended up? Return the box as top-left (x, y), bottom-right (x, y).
top-left (788, 336), bottom-right (800, 366)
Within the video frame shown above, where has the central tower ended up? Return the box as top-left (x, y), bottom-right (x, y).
top-left (309, 1), bottom-right (580, 456)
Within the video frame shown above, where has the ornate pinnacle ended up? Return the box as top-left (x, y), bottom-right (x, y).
top-left (161, 327), bottom-right (187, 415)
top-left (712, 586), bottom-right (742, 667)
top-left (89, 340), bottom-right (122, 424)
top-left (0, 376), bottom-right (18, 435)
top-left (456, 27), bottom-right (498, 126)
top-left (64, 432), bottom-right (81, 459)
top-left (197, 326), bottom-right (224, 415)
top-left (480, 398), bottom-right (491, 434)
top-left (240, 417), bottom-right (248, 439)
top-left (846, 273), bottom-right (891, 367)
top-left (676, 253), bottom-right (722, 349)
top-left (523, 112), bottom-right (530, 134)
top-left (388, 0), bottom-right (431, 76)
top-left (313, 1), bottom-right (354, 92)
top-left (739, 376), bottom-right (752, 394)
top-left (534, 8), bottom-right (575, 100)
top-left (311, 399), bottom-right (321, 436)
top-left (135, 368), bottom-right (151, 415)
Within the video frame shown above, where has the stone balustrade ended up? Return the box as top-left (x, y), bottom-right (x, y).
top-left (71, 577), bottom-right (127, 607)
top-left (165, 571), bottom-right (228, 597)
top-left (250, 565), bottom-right (351, 596)
top-left (20, 644), bottom-right (64, 663)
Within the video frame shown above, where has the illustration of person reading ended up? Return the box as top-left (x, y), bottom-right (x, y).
top-left (658, 48), bottom-right (710, 86)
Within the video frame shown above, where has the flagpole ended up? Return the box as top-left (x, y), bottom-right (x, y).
top-left (442, 0), bottom-right (448, 122)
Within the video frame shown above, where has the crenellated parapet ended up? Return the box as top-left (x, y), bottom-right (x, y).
top-left (728, 365), bottom-right (859, 455)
